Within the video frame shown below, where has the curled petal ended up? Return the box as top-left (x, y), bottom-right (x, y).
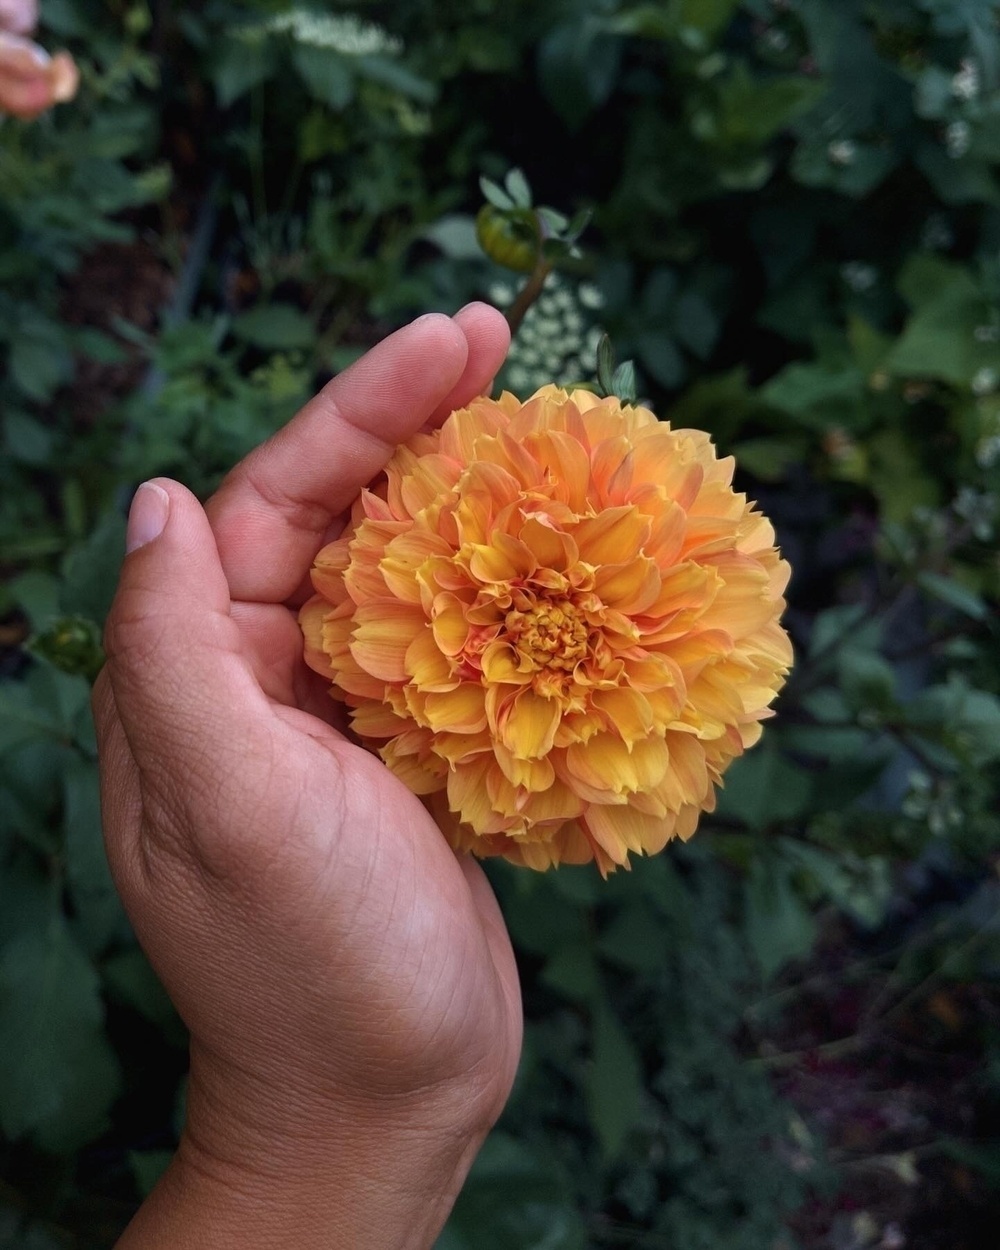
top-left (303, 384), bottom-right (792, 872)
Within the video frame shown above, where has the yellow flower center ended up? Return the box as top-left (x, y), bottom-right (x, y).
top-left (505, 595), bottom-right (589, 673)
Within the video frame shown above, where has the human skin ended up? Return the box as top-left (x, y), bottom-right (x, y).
top-left (93, 306), bottom-right (522, 1249)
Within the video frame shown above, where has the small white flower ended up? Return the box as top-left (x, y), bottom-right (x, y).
top-left (841, 261), bottom-right (877, 293)
top-left (975, 434), bottom-right (1000, 468)
top-left (973, 323), bottom-right (1000, 343)
top-left (921, 214), bottom-right (954, 251)
top-left (264, 11), bottom-right (403, 57)
top-left (827, 139), bottom-right (857, 166)
top-left (971, 366), bottom-right (998, 396)
top-left (488, 282), bottom-right (514, 307)
top-left (945, 120), bottom-right (970, 159)
top-left (578, 283), bottom-right (604, 310)
top-left (951, 58), bottom-right (979, 102)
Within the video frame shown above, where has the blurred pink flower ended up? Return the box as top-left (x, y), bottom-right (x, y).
top-left (0, 0), bottom-right (37, 36)
top-left (0, 29), bottom-right (77, 119)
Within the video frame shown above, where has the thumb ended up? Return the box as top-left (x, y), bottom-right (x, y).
top-left (103, 479), bottom-right (272, 817)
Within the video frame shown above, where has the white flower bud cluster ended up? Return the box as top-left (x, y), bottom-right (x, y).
top-left (492, 274), bottom-right (606, 394)
top-left (945, 119), bottom-right (971, 159)
top-left (840, 261), bottom-right (877, 293)
top-left (954, 487), bottom-right (997, 540)
top-left (827, 139), bottom-right (857, 166)
top-left (240, 10), bottom-right (402, 57)
top-left (951, 59), bottom-right (980, 102)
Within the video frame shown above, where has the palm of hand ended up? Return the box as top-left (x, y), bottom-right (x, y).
top-left (95, 310), bottom-right (521, 1173)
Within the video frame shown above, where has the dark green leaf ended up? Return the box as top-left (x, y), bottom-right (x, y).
top-left (0, 918), bottom-right (122, 1151)
top-left (744, 855), bottom-right (817, 980)
top-left (64, 756), bottom-right (126, 956)
top-left (504, 168), bottom-right (532, 210)
top-left (232, 304), bottom-right (316, 351)
top-left (292, 45), bottom-right (355, 110)
top-left (585, 997), bottom-right (643, 1159)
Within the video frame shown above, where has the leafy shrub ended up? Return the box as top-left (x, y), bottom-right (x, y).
top-left (2, 0), bottom-right (1000, 1244)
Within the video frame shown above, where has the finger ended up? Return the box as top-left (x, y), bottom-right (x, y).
top-left (229, 599), bottom-right (341, 723)
top-left (426, 302), bottom-right (510, 426)
top-left (206, 306), bottom-right (510, 604)
top-left (91, 668), bottom-right (146, 890)
top-left (103, 479), bottom-right (273, 830)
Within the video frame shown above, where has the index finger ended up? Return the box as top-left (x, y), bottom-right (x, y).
top-left (206, 306), bottom-right (510, 604)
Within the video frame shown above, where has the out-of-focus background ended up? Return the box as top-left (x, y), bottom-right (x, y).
top-left (2, 2), bottom-right (1000, 1246)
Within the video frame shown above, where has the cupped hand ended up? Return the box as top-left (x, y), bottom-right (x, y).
top-left (93, 308), bottom-right (521, 1249)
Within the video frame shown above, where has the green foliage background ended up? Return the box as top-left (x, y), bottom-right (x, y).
top-left (2, 0), bottom-right (1000, 1245)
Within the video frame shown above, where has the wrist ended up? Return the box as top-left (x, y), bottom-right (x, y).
top-left (117, 1056), bottom-right (495, 1250)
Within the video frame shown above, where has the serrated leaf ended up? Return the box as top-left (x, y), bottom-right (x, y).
top-left (291, 45), bottom-right (355, 110)
top-left (537, 206), bottom-right (568, 233)
top-left (443, 1133), bottom-right (587, 1250)
top-left (611, 360), bottom-right (637, 403)
top-left (504, 168), bottom-right (532, 209)
top-left (357, 54), bottom-right (435, 104)
top-left (0, 918), bottom-right (122, 1151)
top-left (542, 944), bottom-right (601, 1003)
top-left (714, 743), bottom-right (812, 831)
top-left (231, 303), bottom-right (315, 351)
top-left (838, 648), bottom-right (897, 712)
top-left (129, 1149), bottom-right (174, 1197)
top-left (596, 333), bottom-right (616, 394)
top-left (64, 756), bottom-right (126, 956)
top-left (479, 176), bottom-right (514, 211)
top-left (916, 571), bottom-right (988, 620)
top-left (103, 948), bottom-right (185, 1042)
top-left (60, 509), bottom-right (127, 623)
top-left (637, 331), bottom-right (684, 388)
top-left (4, 412), bottom-right (54, 466)
top-left (422, 215), bottom-right (482, 259)
top-left (744, 855), bottom-right (816, 981)
top-left (585, 997), bottom-right (643, 1159)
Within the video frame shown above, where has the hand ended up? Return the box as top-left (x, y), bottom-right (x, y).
top-left (93, 308), bottom-right (522, 1250)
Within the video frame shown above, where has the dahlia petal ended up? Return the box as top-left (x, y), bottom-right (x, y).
top-left (380, 731), bottom-right (446, 795)
top-left (421, 684), bottom-right (487, 734)
top-left (431, 592), bottom-right (471, 657)
top-left (380, 529), bottom-right (452, 603)
top-left (481, 641), bottom-right (534, 685)
top-left (310, 538), bottom-right (352, 601)
top-left (590, 436), bottom-right (634, 502)
top-left (528, 429), bottom-right (592, 511)
top-left (469, 531), bottom-right (535, 583)
top-left (447, 757), bottom-right (509, 834)
top-left (350, 701), bottom-right (411, 739)
top-left (594, 556), bottom-right (661, 614)
top-left (574, 506), bottom-right (650, 566)
top-left (519, 515), bottom-right (578, 572)
top-left (405, 626), bottom-right (456, 689)
top-left (304, 382), bottom-right (791, 872)
top-left (400, 453), bottom-right (462, 516)
top-left (350, 603), bottom-right (425, 682)
top-left (590, 687), bottom-right (654, 743)
top-left (493, 742), bottom-right (557, 793)
top-left (501, 688), bottom-right (561, 760)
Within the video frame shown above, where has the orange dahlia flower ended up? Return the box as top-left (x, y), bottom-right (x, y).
top-left (301, 386), bottom-right (792, 874)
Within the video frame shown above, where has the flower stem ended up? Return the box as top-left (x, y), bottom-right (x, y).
top-left (505, 258), bottom-right (552, 338)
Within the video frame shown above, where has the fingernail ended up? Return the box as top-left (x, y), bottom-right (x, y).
top-left (126, 482), bottom-right (169, 553)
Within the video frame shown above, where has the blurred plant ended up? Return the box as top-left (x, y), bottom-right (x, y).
top-left (476, 166), bottom-right (591, 333)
